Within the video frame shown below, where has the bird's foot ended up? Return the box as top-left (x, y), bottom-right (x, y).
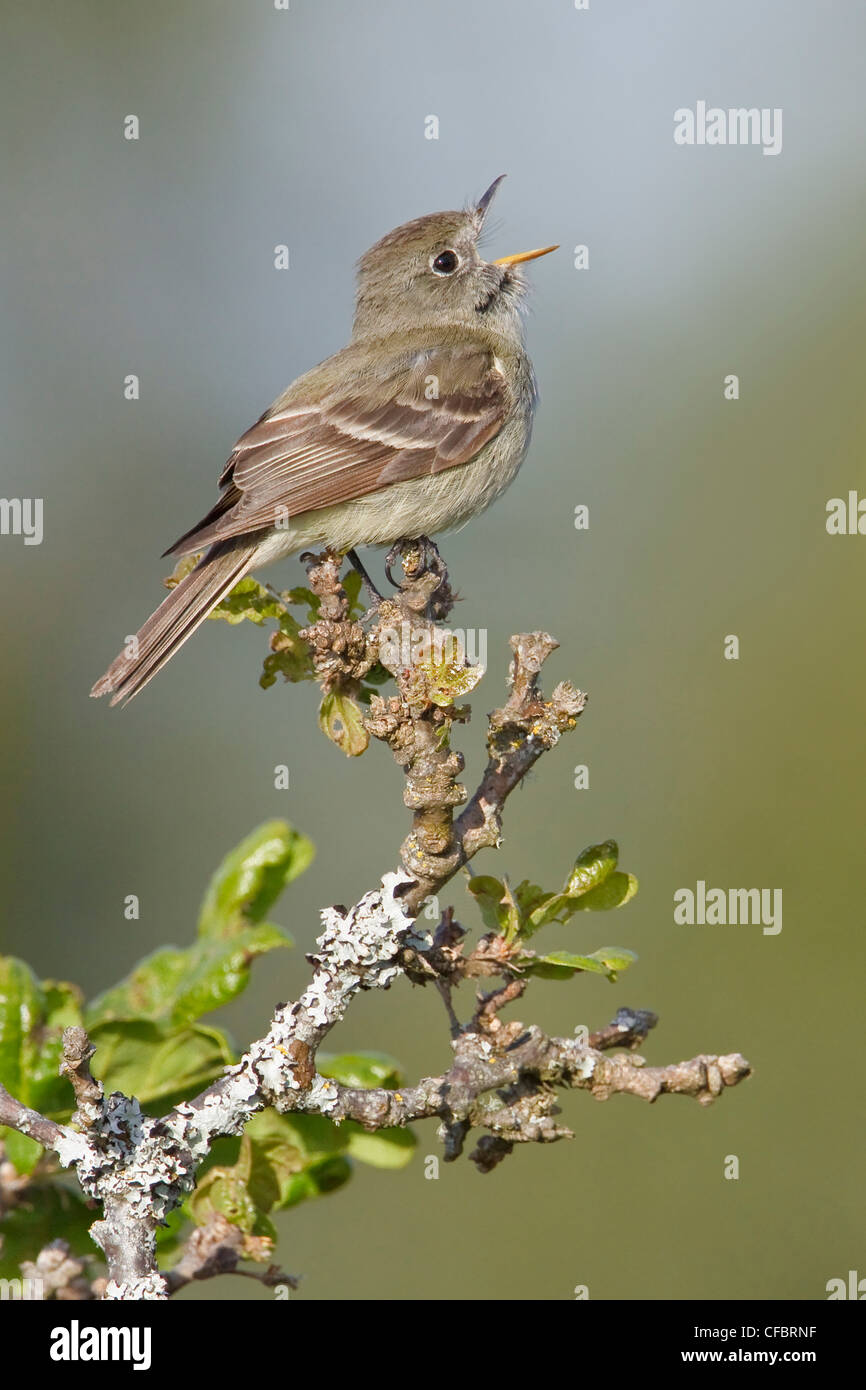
top-left (345, 549), bottom-right (384, 606)
top-left (384, 537), bottom-right (454, 620)
top-left (384, 536), bottom-right (446, 588)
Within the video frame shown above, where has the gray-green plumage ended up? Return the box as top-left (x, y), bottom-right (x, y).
top-left (91, 179), bottom-right (553, 705)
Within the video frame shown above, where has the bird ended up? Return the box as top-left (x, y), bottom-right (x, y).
top-left (90, 176), bottom-right (557, 705)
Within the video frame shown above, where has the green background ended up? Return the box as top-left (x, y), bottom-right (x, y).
top-left (2, 0), bottom-right (863, 1299)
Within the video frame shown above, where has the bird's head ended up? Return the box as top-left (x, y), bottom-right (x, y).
top-left (353, 176), bottom-right (557, 338)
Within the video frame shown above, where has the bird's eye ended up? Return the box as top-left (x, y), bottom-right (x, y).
top-left (431, 249), bottom-right (460, 276)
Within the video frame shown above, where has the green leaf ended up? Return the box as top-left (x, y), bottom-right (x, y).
top-left (197, 820), bottom-right (315, 939)
top-left (210, 575), bottom-right (287, 626)
top-left (187, 1151), bottom-right (261, 1235)
top-left (279, 1156), bottom-right (353, 1207)
top-left (414, 634), bottom-right (485, 707)
top-left (167, 566), bottom-right (319, 684)
top-left (184, 1102), bottom-right (414, 1238)
top-left (568, 872), bottom-right (639, 912)
top-left (522, 947), bottom-right (638, 982)
top-left (341, 568), bottom-right (367, 618)
top-left (467, 876), bottom-right (520, 939)
top-left (514, 879), bottom-right (553, 919)
top-left (471, 844), bottom-right (638, 942)
top-left (0, 959), bottom-right (84, 1147)
top-left (318, 691), bottom-right (369, 757)
top-left (243, 1111), bottom-right (359, 1215)
top-left (585, 947), bottom-right (639, 977)
top-left (343, 1123), bottom-right (415, 1169)
top-left (565, 840), bottom-right (620, 896)
top-left (242, 1111), bottom-right (308, 1211)
top-left (43, 981), bottom-right (87, 1031)
top-left (209, 573), bottom-right (319, 631)
top-left (521, 843), bottom-right (621, 933)
top-left (524, 864), bottom-right (637, 934)
top-left (261, 618), bottom-right (315, 687)
top-left (266, 1111), bottom-right (346, 1159)
top-left (185, 1110), bottom-right (355, 1232)
top-left (522, 950), bottom-right (611, 979)
top-left (318, 1051), bottom-right (403, 1090)
top-left (281, 586), bottom-right (320, 622)
top-left (251, 1114), bottom-right (350, 1206)
top-left (0, 1129), bottom-right (42, 1175)
top-left (0, 957), bottom-right (44, 1098)
top-left (212, 571), bottom-right (320, 684)
top-left (523, 891), bottom-right (571, 934)
top-left (153, 1205), bottom-right (189, 1262)
top-left (86, 923), bottom-right (291, 1030)
top-left (86, 822), bottom-right (305, 1031)
top-left (361, 662), bottom-right (390, 687)
top-left (87, 1020), bottom-right (233, 1110)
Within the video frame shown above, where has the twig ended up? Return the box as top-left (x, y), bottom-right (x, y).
top-left (293, 1024), bottom-right (752, 1165)
top-left (60, 1025), bottom-right (103, 1129)
top-left (162, 1214), bottom-right (297, 1296)
top-left (0, 1086), bottom-right (69, 1151)
top-left (0, 547), bottom-right (751, 1297)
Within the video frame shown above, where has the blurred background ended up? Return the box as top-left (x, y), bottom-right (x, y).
top-left (2, 0), bottom-right (864, 1300)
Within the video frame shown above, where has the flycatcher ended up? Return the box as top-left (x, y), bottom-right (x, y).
top-left (91, 176), bottom-right (556, 705)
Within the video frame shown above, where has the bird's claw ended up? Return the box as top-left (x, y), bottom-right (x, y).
top-left (345, 549), bottom-right (383, 605)
top-left (384, 536), bottom-right (448, 592)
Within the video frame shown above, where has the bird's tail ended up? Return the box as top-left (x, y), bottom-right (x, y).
top-left (90, 543), bottom-right (258, 706)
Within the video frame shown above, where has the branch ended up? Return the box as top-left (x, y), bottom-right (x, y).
top-left (295, 1014), bottom-right (751, 1169)
top-left (162, 1214), bottom-right (297, 1296)
top-left (152, 553), bottom-right (589, 1161)
top-left (0, 1086), bottom-right (68, 1151)
top-left (0, 545), bottom-right (751, 1297)
top-left (454, 632), bottom-right (586, 871)
top-left (3, 1032), bottom-right (169, 1297)
top-left (60, 1025), bottom-right (103, 1129)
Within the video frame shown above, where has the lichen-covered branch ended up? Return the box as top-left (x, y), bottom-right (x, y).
top-left (163, 870), bottom-right (421, 1147)
top-left (0, 544), bottom-right (751, 1298)
top-left (296, 1007), bottom-right (750, 1170)
top-left (364, 549), bottom-right (587, 914)
top-left (0, 1086), bottom-right (70, 1152)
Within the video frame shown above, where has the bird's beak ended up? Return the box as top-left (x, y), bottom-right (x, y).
top-left (492, 245), bottom-right (559, 266)
top-left (475, 175), bottom-right (507, 221)
top-left (475, 178), bottom-right (558, 264)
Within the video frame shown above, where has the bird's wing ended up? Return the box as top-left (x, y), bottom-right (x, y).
top-left (166, 344), bottom-right (510, 554)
